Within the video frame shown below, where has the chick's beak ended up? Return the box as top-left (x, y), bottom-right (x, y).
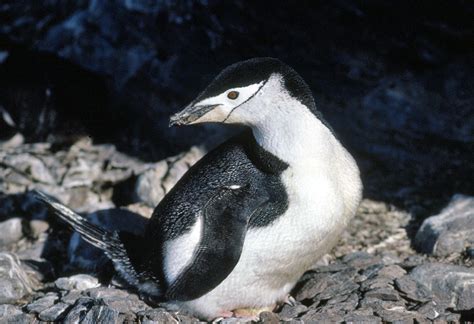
top-left (169, 103), bottom-right (220, 127)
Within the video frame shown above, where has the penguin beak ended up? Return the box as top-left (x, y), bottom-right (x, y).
top-left (169, 103), bottom-right (220, 126)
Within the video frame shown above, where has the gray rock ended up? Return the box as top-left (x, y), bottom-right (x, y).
top-left (82, 288), bottom-right (150, 315)
top-left (82, 305), bottom-right (120, 324)
top-left (344, 313), bottom-right (382, 323)
top-left (395, 275), bottom-right (432, 302)
top-left (415, 194), bottom-right (474, 256)
top-left (26, 292), bottom-right (59, 313)
top-left (139, 308), bottom-right (177, 323)
top-left (416, 301), bottom-right (442, 320)
top-left (0, 304), bottom-right (22, 319)
top-left (258, 311), bottom-right (280, 323)
top-left (28, 219), bottom-right (49, 238)
top-left (55, 274), bottom-right (100, 291)
top-left (360, 277), bottom-right (393, 292)
top-left (86, 286), bottom-right (130, 299)
top-left (1, 312), bottom-right (36, 323)
top-left (278, 303), bottom-right (308, 321)
top-left (61, 289), bottom-right (84, 305)
top-left (359, 297), bottom-right (406, 314)
top-left (135, 147), bottom-right (204, 207)
top-left (400, 255), bottom-right (426, 269)
top-left (376, 309), bottom-right (424, 323)
top-left (135, 162), bottom-right (167, 206)
top-left (294, 273), bottom-right (329, 301)
top-left (0, 252), bottom-right (35, 303)
top-left (377, 265), bottom-right (407, 280)
top-left (320, 293), bottom-right (359, 313)
top-left (0, 218), bottom-right (23, 247)
top-left (410, 263), bottom-right (474, 311)
top-left (300, 309), bottom-right (344, 322)
top-left (342, 252), bottom-right (382, 270)
top-left (364, 288), bottom-right (400, 301)
top-left (63, 301), bottom-right (91, 323)
top-left (38, 302), bottom-right (70, 321)
top-left (318, 280), bottom-right (359, 301)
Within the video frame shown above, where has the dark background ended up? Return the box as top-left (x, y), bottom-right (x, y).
top-left (0, 0), bottom-right (473, 220)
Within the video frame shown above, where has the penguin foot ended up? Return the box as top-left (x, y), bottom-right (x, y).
top-left (212, 311), bottom-right (234, 322)
top-left (232, 305), bottom-right (275, 319)
top-left (284, 295), bottom-right (297, 306)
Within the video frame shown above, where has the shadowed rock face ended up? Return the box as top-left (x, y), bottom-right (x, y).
top-left (0, 1), bottom-right (473, 207)
top-left (415, 195), bottom-right (474, 256)
top-left (0, 1), bottom-right (473, 322)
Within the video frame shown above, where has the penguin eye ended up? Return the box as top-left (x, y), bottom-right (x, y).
top-left (227, 91), bottom-right (239, 100)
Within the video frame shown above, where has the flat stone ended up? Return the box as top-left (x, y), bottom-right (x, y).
top-left (0, 218), bottom-right (23, 246)
top-left (400, 255), bottom-right (425, 269)
top-left (278, 303), bottom-right (308, 320)
top-left (319, 293), bottom-right (359, 313)
top-left (360, 264), bottom-right (384, 280)
top-left (318, 280), bottom-right (359, 300)
top-left (293, 273), bottom-right (329, 301)
top-left (365, 288), bottom-right (400, 301)
top-left (415, 194), bottom-right (474, 256)
top-left (86, 286), bottom-right (130, 299)
top-left (100, 294), bottom-right (150, 314)
top-left (300, 309), bottom-right (344, 322)
top-left (342, 252), bottom-right (382, 269)
top-left (359, 297), bottom-right (406, 314)
top-left (55, 274), bottom-right (100, 291)
top-left (416, 301), bottom-right (442, 320)
top-left (410, 263), bottom-right (474, 311)
top-left (134, 162), bottom-right (167, 206)
top-left (61, 289), bottom-right (84, 305)
top-left (0, 252), bottom-right (35, 303)
top-left (82, 305), bottom-right (120, 324)
top-left (258, 311), bottom-right (280, 323)
top-left (26, 292), bottom-right (59, 313)
top-left (62, 302), bottom-right (91, 323)
top-left (395, 275), bottom-right (432, 302)
top-left (344, 314), bottom-right (382, 323)
top-left (0, 304), bottom-right (22, 319)
top-left (360, 277), bottom-right (393, 292)
top-left (377, 265), bottom-right (407, 280)
top-left (1, 312), bottom-right (36, 323)
top-left (38, 302), bottom-right (70, 321)
top-left (29, 219), bottom-right (50, 238)
top-left (139, 308), bottom-right (177, 323)
top-left (376, 309), bottom-right (425, 323)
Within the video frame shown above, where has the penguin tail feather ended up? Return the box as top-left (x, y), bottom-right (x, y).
top-left (33, 190), bottom-right (145, 288)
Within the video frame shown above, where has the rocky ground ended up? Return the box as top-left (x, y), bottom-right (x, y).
top-left (0, 138), bottom-right (473, 323)
top-left (0, 1), bottom-right (473, 322)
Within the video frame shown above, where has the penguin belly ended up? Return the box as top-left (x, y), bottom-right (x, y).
top-left (169, 160), bottom-right (360, 320)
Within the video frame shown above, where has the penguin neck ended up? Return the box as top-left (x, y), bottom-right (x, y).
top-left (250, 101), bottom-right (334, 166)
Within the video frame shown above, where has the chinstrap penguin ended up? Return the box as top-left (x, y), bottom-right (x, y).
top-left (36, 57), bottom-right (362, 320)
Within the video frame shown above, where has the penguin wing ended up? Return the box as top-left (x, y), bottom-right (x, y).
top-left (165, 184), bottom-right (269, 301)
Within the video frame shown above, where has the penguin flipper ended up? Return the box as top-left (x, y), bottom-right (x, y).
top-left (34, 190), bottom-right (156, 292)
top-left (165, 185), bottom-right (268, 301)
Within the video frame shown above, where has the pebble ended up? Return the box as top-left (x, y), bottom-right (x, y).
top-left (410, 263), bottom-right (474, 311)
top-left (25, 292), bottom-right (58, 313)
top-left (38, 302), bottom-right (70, 321)
top-left (395, 275), bottom-right (432, 302)
top-left (55, 274), bottom-right (100, 291)
top-left (0, 252), bottom-right (35, 303)
top-left (0, 218), bottom-right (23, 246)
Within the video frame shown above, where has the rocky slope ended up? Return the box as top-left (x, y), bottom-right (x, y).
top-left (0, 139), bottom-right (472, 323)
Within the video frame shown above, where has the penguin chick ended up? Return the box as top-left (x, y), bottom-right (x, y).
top-left (36, 57), bottom-right (362, 320)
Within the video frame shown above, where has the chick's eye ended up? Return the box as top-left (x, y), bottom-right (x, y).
top-left (227, 91), bottom-right (239, 100)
